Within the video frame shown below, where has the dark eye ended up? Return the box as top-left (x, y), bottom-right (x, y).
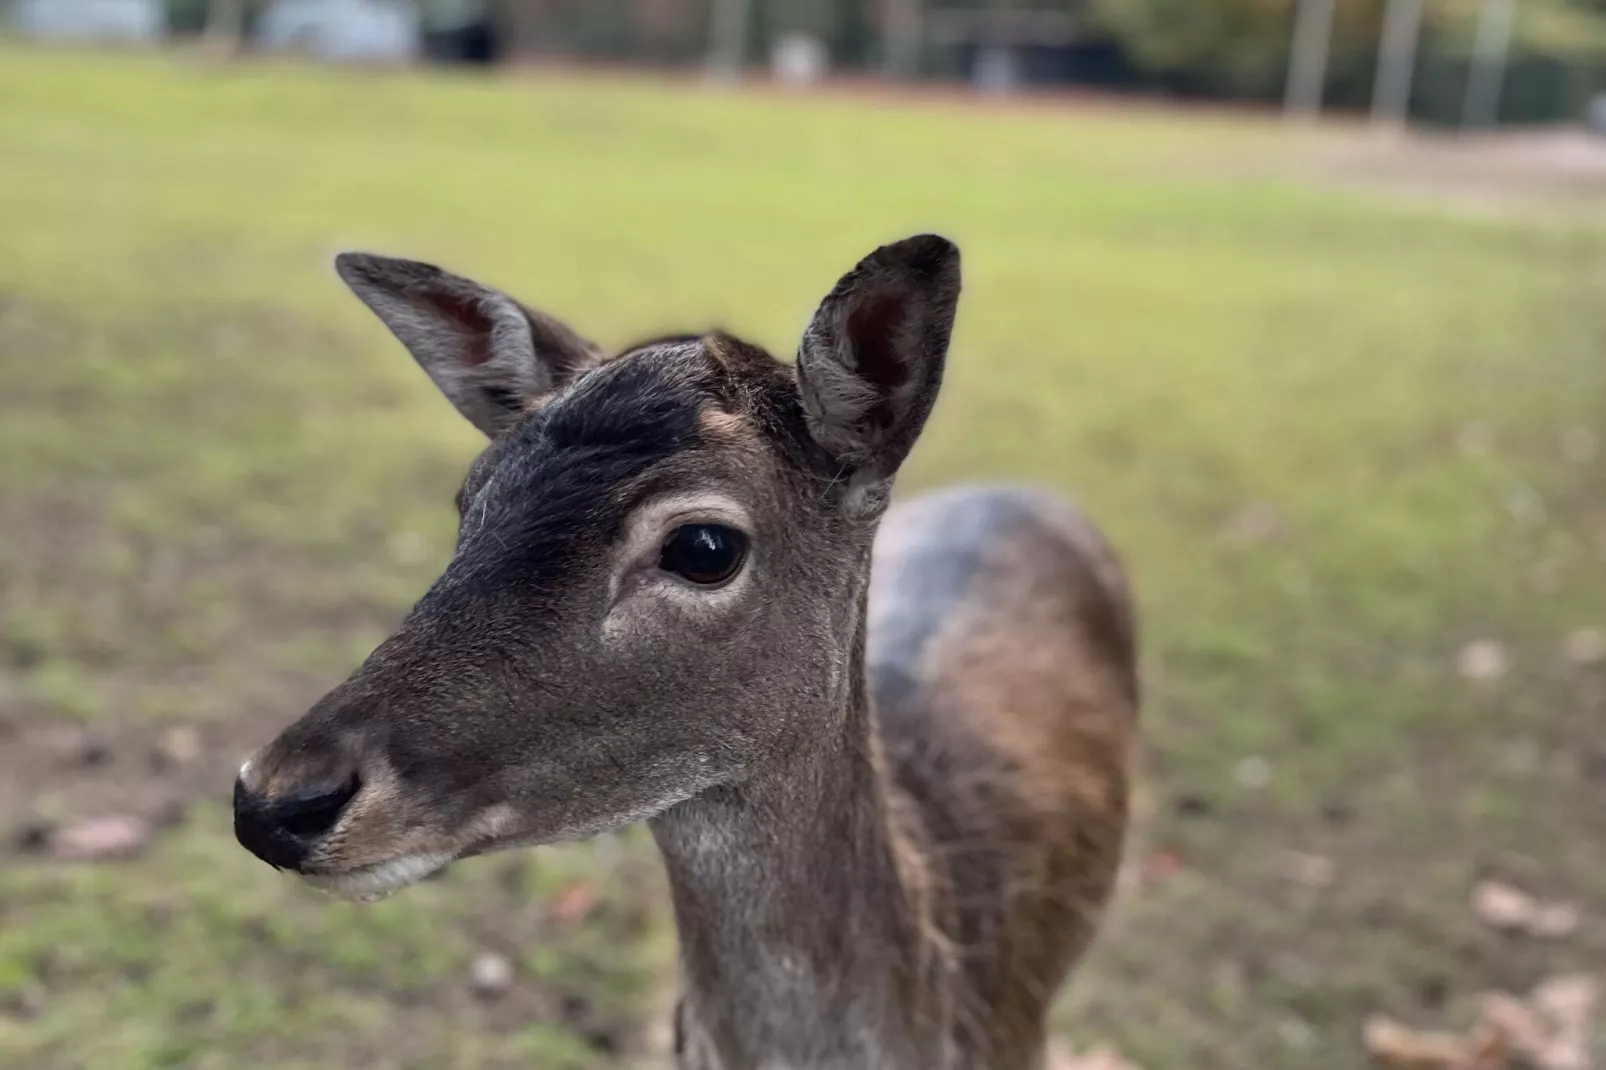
top-left (659, 524), bottom-right (748, 586)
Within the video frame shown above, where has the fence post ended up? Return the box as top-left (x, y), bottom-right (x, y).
top-left (1462, 0), bottom-right (1516, 130)
top-left (1285, 0), bottom-right (1338, 122)
top-left (1371, 0), bottom-right (1424, 129)
top-left (708, 0), bottom-right (751, 83)
top-left (882, 0), bottom-right (923, 79)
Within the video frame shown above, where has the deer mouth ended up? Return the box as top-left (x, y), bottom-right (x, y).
top-left (299, 850), bottom-right (457, 904)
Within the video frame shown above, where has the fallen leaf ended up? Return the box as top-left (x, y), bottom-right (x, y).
top-left (1473, 881), bottom-right (1533, 928)
top-left (1480, 992), bottom-right (1550, 1061)
top-left (469, 950), bottom-right (514, 996)
top-left (1459, 641), bottom-right (1508, 682)
top-left (549, 880), bottom-right (600, 925)
top-left (1531, 973), bottom-right (1597, 1028)
top-left (1363, 1014), bottom-right (1478, 1068)
top-left (1235, 755), bottom-right (1272, 790)
top-left (1565, 627), bottom-right (1606, 666)
top-left (1140, 849), bottom-right (1185, 888)
top-left (154, 725), bottom-right (202, 769)
top-left (1472, 881), bottom-right (1579, 938)
top-left (1046, 1040), bottom-right (1141, 1070)
top-left (1478, 974), bottom-right (1597, 1070)
top-left (49, 815), bottom-right (152, 861)
top-left (1465, 1023), bottom-right (1509, 1070)
top-left (1529, 902), bottom-right (1582, 939)
top-left (1281, 851), bottom-right (1336, 889)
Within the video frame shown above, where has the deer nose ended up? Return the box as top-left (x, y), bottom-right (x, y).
top-left (233, 773), bottom-right (361, 871)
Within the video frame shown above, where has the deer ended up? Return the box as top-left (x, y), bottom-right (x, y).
top-left (232, 234), bottom-right (1139, 1070)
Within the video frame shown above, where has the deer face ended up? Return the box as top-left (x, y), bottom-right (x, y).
top-left (233, 237), bottom-right (960, 901)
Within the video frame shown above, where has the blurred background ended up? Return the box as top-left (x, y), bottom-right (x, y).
top-left (1, 2), bottom-right (1604, 1068)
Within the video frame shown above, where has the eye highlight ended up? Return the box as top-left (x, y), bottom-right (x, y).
top-left (659, 524), bottom-right (748, 586)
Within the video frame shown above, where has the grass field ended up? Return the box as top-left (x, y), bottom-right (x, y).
top-left (1, 45), bottom-right (1604, 1070)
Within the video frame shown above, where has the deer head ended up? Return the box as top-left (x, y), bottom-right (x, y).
top-left (233, 235), bottom-right (961, 901)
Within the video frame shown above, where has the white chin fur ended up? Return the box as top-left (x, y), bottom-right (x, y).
top-left (301, 851), bottom-right (455, 904)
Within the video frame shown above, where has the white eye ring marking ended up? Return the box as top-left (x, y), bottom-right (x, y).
top-left (601, 492), bottom-right (756, 638)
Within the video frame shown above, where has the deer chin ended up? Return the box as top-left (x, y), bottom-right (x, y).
top-left (300, 850), bottom-right (457, 904)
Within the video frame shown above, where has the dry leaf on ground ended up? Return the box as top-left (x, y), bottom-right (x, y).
top-left (1565, 627), bottom-right (1606, 666)
top-left (1478, 974), bottom-right (1598, 1070)
top-left (48, 815), bottom-right (153, 860)
top-left (1480, 992), bottom-right (1551, 1058)
top-left (1531, 974), bottom-right (1597, 1070)
top-left (154, 725), bottom-right (203, 768)
top-left (1281, 851), bottom-right (1337, 889)
top-left (1363, 1014), bottom-right (1496, 1069)
top-left (468, 950), bottom-right (514, 996)
top-left (549, 880), bottom-right (601, 925)
top-left (1140, 849), bottom-right (1185, 888)
top-left (1472, 881), bottom-right (1580, 938)
top-left (1458, 640), bottom-right (1508, 682)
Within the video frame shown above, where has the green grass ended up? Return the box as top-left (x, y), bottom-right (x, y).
top-left (1, 45), bottom-right (1604, 1070)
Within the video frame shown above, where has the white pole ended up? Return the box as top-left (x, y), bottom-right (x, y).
top-left (708, 0), bottom-right (751, 83)
top-left (882, 0), bottom-right (923, 79)
top-left (1371, 0), bottom-right (1424, 128)
top-left (1462, 0), bottom-right (1516, 130)
top-left (1285, 0), bottom-right (1337, 122)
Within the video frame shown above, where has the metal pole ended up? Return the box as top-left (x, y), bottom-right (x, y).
top-left (882, 0), bottom-right (924, 79)
top-left (1285, 0), bottom-right (1337, 122)
top-left (708, 0), bottom-right (751, 83)
top-left (202, 0), bottom-right (248, 55)
top-left (1462, 0), bottom-right (1516, 130)
top-left (1371, 0), bottom-right (1424, 128)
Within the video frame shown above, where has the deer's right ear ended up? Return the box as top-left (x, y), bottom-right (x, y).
top-left (334, 253), bottom-right (602, 437)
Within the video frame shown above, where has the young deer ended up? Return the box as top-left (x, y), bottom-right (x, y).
top-left (233, 235), bottom-right (1139, 1070)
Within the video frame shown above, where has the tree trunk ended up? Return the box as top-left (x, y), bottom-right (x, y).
top-left (203, 0), bottom-right (249, 57)
top-left (706, 0), bottom-right (750, 82)
top-left (881, 0), bottom-right (922, 79)
top-left (498, 0), bottom-right (549, 66)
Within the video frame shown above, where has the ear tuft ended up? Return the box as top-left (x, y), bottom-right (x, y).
top-left (796, 234), bottom-right (961, 489)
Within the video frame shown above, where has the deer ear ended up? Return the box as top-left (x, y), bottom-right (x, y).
top-left (796, 235), bottom-right (960, 489)
top-left (334, 253), bottom-right (602, 437)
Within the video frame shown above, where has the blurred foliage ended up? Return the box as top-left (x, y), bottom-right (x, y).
top-left (1088, 0), bottom-right (1606, 122)
top-left (1089, 0), bottom-right (1385, 98)
top-left (145, 0), bottom-right (1606, 121)
top-left (1412, 0), bottom-right (1606, 124)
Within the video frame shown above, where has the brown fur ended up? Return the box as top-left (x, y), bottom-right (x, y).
top-left (870, 490), bottom-right (1136, 1066)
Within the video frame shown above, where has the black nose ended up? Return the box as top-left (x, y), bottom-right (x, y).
top-left (234, 774), bottom-right (361, 871)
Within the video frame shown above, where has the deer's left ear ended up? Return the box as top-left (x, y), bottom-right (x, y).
top-left (335, 253), bottom-right (603, 438)
top-left (796, 234), bottom-right (961, 489)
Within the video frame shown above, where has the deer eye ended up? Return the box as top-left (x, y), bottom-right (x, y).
top-left (659, 524), bottom-right (748, 586)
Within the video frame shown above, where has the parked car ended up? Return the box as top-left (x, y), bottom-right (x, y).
top-left (257, 0), bottom-right (419, 62)
top-left (12, 0), bottom-right (164, 43)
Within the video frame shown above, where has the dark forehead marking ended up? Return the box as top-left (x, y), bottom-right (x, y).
top-left (440, 347), bottom-right (713, 591)
top-left (447, 331), bottom-right (835, 584)
top-left (537, 342), bottom-right (708, 454)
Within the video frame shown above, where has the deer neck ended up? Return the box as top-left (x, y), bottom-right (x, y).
top-left (649, 591), bottom-right (944, 1069)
